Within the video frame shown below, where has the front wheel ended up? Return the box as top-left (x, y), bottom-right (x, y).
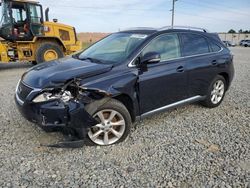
top-left (86, 99), bottom-right (131, 146)
top-left (201, 75), bottom-right (226, 108)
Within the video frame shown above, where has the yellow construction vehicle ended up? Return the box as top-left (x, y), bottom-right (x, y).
top-left (0, 0), bottom-right (81, 64)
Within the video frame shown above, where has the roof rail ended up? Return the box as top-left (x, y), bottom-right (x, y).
top-left (158, 26), bottom-right (209, 33)
top-left (121, 27), bottom-right (156, 32)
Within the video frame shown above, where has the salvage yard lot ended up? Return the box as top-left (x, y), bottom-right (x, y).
top-left (0, 47), bottom-right (249, 187)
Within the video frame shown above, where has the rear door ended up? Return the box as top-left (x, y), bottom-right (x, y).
top-left (138, 33), bottom-right (188, 114)
top-left (179, 33), bottom-right (221, 97)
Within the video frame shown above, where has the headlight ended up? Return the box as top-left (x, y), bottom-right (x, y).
top-left (32, 92), bottom-right (59, 103)
top-left (32, 91), bottom-right (72, 103)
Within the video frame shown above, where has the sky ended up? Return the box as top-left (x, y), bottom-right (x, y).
top-left (39, 0), bottom-right (250, 33)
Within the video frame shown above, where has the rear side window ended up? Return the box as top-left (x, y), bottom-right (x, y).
top-left (209, 41), bottom-right (221, 52)
top-left (181, 33), bottom-right (210, 56)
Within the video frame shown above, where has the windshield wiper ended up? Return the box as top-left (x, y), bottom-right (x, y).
top-left (78, 57), bottom-right (104, 64)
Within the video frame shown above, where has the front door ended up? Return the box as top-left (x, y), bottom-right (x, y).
top-left (138, 33), bottom-right (188, 114)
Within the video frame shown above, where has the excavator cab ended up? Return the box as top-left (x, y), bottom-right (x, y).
top-left (0, 0), bottom-right (43, 41)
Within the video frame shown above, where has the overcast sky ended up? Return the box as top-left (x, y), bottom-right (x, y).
top-left (39, 0), bottom-right (250, 33)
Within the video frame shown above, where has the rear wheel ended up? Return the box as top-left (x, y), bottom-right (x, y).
top-left (86, 99), bottom-right (131, 146)
top-left (35, 42), bottom-right (64, 64)
top-left (201, 75), bottom-right (226, 108)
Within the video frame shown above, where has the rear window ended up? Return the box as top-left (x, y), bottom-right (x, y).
top-left (181, 33), bottom-right (210, 56)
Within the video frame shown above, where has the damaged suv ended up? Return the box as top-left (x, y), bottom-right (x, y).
top-left (15, 26), bottom-right (234, 147)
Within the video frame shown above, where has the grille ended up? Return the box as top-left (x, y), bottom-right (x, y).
top-left (17, 82), bottom-right (33, 101)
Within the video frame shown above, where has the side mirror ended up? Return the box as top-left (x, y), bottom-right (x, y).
top-left (141, 52), bottom-right (161, 64)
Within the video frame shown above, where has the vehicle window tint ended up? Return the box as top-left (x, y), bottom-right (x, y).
top-left (181, 33), bottom-right (209, 56)
top-left (210, 42), bottom-right (221, 52)
top-left (142, 34), bottom-right (181, 61)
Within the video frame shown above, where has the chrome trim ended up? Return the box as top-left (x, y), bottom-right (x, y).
top-left (121, 26), bottom-right (209, 33)
top-left (15, 80), bottom-right (42, 105)
top-left (20, 81), bottom-right (42, 99)
top-left (15, 79), bottom-right (21, 93)
top-left (15, 92), bottom-right (24, 105)
top-left (15, 80), bottom-right (24, 105)
top-left (128, 32), bottom-right (223, 68)
top-left (141, 95), bottom-right (205, 118)
top-left (158, 26), bottom-right (209, 33)
top-left (121, 27), bottom-right (156, 31)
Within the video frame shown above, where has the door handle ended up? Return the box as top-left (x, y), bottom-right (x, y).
top-left (211, 60), bottom-right (218, 66)
top-left (176, 66), bottom-right (184, 73)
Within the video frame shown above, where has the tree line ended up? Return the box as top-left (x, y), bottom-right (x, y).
top-left (228, 29), bottom-right (250, 34)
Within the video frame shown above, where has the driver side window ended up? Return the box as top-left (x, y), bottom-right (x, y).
top-left (142, 34), bottom-right (181, 62)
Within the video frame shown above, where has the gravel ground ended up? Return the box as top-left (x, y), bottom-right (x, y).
top-left (0, 47), bottom-right (249, 187)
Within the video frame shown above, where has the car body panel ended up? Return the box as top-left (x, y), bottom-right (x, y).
top-left (22, 56), bottom-right (113, 89)
top-left (138, 58), bottom-right (188, 113)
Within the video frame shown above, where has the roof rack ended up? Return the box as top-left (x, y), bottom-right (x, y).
top-left (158, 26), bottom-right (209, 33)
top-left (121, 27), bottom-right (156, 32)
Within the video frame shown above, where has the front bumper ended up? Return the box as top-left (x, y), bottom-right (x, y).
top-left (15, 92), bottom-right (98, 132)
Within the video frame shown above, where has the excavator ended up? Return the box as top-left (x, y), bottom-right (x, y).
top-left (0, 0), bottom-right (81, 64)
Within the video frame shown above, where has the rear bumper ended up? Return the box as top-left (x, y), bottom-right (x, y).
top-left (15, 93), bottom-right (98, 131)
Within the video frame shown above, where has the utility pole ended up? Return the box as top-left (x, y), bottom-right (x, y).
top-left (170, 0), bottom-right (177, 28)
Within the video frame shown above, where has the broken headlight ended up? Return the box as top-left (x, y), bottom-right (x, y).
top-left (32, 90), bottom-right (72, 103)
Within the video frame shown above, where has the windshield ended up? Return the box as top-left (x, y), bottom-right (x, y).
top-left (77, 33), bottom-right (148, 64)
top-left (0, 1), bottom-right (11, 27)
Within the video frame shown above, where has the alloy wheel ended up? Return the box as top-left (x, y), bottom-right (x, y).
top-left (88, 109), bottom-right (126, 145)
top-left (211, 80), bottom-right (225, 104)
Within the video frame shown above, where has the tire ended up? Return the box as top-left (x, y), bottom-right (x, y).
top-left (84, 98), bottom-right (131, 146)
top-left (244, 44), bottom-right (248, 47)
top-left (201, 75), bottom-right (226, 108)
top-left (35, 42), bottom-right (64, 64)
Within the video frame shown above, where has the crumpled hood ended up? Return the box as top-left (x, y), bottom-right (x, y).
top-left (22, 56), bottom-right (113, 88)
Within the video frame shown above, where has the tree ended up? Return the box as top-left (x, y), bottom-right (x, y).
top-left (243, 30), bottom-right (250, 34)
top-left (228, 29), bottom-right (236, 33)
top-left (239, 29), bottom-right (243, 33)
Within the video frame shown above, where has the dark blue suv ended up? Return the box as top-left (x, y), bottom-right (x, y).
top-left (15, 26), bottom-right (234, 147)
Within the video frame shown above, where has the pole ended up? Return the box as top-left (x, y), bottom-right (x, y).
top-left (171, 0), bottom-right (177, 28)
